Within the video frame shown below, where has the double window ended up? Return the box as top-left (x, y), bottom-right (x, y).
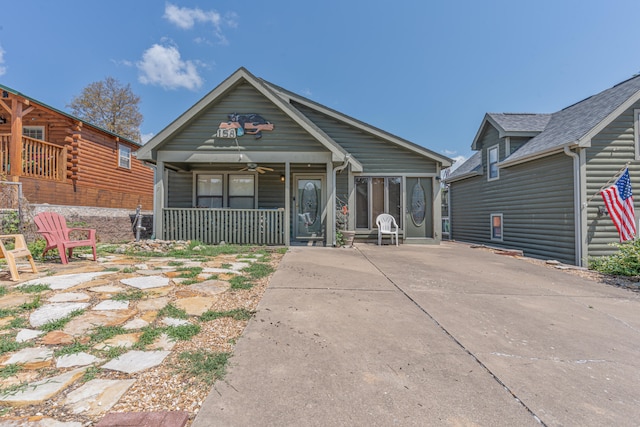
top-left (23, 126), bottom-right (44, 140)
top-left (355, 176), bottom-right (401, 229)
top-left (196, 174), bottom-right (255, 209)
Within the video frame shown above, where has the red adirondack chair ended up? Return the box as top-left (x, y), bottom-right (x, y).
top-left (34, 212), bottom-right (97, 264)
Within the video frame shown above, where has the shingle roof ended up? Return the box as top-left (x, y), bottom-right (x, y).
top-left (504, 75), bottom-right (640, 164)
top-left (487, 113), bottom-right (551, 133)
top-left (445, 151), bottom-right (482, 181)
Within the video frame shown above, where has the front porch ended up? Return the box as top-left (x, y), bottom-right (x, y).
top-left (0, 133), bottom-right (67, 181)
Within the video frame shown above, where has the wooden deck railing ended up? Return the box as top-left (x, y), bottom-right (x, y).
top-left (0, 134), bottom-right (8, 175)
top-left (163, 208), bottom-right (285, 245)
top-left (0, 134), bottom-right (66, 180)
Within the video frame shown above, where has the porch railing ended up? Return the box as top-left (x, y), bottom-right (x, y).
top-left (0, 134), bottom-right (66, 180)
top-left (163, 208), bottom-right (285, 245)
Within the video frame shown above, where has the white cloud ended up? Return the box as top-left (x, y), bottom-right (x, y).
top-left (141, 132), bottom-right (155, 144)
top-left (164, 3), bottom-right (237, 44)
top-left (137, 43), bottom-right (203, 91)
top-left (0, 46), bottom-right (7, 76)
top-left (449, 155), bottom-right (468, 172)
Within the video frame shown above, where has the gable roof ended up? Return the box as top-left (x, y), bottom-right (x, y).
top-left (137, 67), bottom-right (451, 169)
top-left (0, 83), bottom-right (141, 147)
top-left (471, 113), bottom-right (551, 150)
top-left (445, 151), bottom-right (482, 182)
top-left (501, 74), bottom-right (640, 166)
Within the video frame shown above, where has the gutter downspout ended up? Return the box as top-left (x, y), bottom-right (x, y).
top-left (332, 154), bottom-right (351, 247)
top-left (564, 145), bottom-right (582, 265)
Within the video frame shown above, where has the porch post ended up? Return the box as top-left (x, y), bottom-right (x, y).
top-left (284, 161), bottom-right (290, 246)
top-left (153, 160), bottom-right (165, 240)
top-left (9, 99), bottom-right (23, 179)
top-left (326, 161), bottom-right (335, 246)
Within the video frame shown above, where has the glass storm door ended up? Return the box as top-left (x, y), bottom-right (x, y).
top-left (405, 177), bottom-right (433, 239)
top-left (295, 177), bottom-right (324, 239)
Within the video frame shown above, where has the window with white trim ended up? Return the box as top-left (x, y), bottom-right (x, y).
top-left (491, 213), bottom-right (503, 241)
top-left (487, 145), bottom-right (499, 180)
top-left (118, 144), bottom-right (131, 169)
top-left (196, 174), bottom-right (223, 208)
top-left (23, 126), bottom-right (44, 140)
top-left (228, 174), bottom-right (256, 209)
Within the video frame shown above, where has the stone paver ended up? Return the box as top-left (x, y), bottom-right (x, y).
top-left (56, 352), bottom-right (103, 368)
top-left (64, 379), bottom-right (136, 415)
top-left (121, 276), bottom-right (170, 289)
top-left (41, 331), bottom-right (75, 345)
top-left (136, 296), bottom-right (170, 311)
top-left (29, 302), bottom-right (90, 328)
top-left (0, 347), bottom-right (53, 369)
top-left (87, 285), bottom-right (124, 294)
top-left (123, 317), bottom-right (149, 330)
top-left (93, 300), bottom-right (129, 311)
top-left (15, 329), bottom-right (44, 343)
top-left (0, 294), bottom-right (36, 309)
top-left (93, 332), bottom-right (141, 350)
top-left (162, 317), bottom-right (190, 326)
top-left (19, 272), bottom-right (111, 290)
top-left (173, 296), bottom-right (215, 316)
top-left (189, 280), bottom-right (230, 296)
top-left (63, 309), bottom-right (136, 336)
top-left (48, 292), bottom-right (91, 303)
top-left (0, 368), bottom-right (85, 406)
top-left (101, 350), bottom-right (171, 374)
top-left (0, 418), bottom-right (83, 427)
top-left (147, 333), bottom-right (177, 351)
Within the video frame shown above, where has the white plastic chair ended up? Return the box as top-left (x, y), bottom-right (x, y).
top-left (376, 214), bottom-right (399, 246)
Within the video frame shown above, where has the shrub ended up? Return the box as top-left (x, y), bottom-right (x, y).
top-left (590, 240), bottom-right (640, 276)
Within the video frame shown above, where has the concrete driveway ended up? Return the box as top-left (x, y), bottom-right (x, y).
top-left (193, 242), bottom-right (640, 427)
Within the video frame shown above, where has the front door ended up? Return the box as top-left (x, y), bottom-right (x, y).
top-left (405, 177), bottom-right (433, 240)
top-left (295, 177), bottom-right (324, 240)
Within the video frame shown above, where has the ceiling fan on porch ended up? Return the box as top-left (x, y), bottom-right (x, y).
top-left (239, 163), bottom-right (274, 174)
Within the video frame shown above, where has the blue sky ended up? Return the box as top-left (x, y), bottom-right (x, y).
top-left (2, 1), bottom-right (640, 168)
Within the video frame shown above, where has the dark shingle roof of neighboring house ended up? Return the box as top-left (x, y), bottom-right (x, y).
top-left (487, 113), bottom-right (552, 133)
top-left (503, 74), bottom-right (640, 165)
top-left (449, 74), bottom-right (640, 181)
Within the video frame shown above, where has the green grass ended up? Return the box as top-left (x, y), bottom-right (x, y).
top-left (54, 341), bottom-right (91, 357)
top-left (19, 295), bottom-right (42, 311)
top-left (101, 346), bottom-right (128, 359)
top-left (0, 334), bottom-right (30, 355)
top-left (166, 324), bottom-right (201, 341)
top-left (229, 276), bottom-right (253, 290)
top-left (178, 278), bottom-right (200, 286)
top-left (175, 350), bottom-right (230, 385)
top-left (0, 308), bottom-right (15, 318)
top-left (0, 381), bottom-right (29, 397)
top-left (112, 289), bottom-right (146, 301)
top-left (81, 366), bottom-right (100, 382)
top-left (39, 309), bottom-right (85, 332)
top-left (158, 303), bottom-right (189, 320)
top-left (0, 364), bottom-right (22, 379)
top-left (17, 284), bottom-right (51, 294)
top-left (102, 267), bottom-right (121, 272)
top-left (121, 267), bottom-right (137, 274)
top-left (200, 308), bottom-right (254, 322)
top-left (89, 325), bottom-right (128, 343)
top-left (167, 261), bottom-right (184, 266)
top-left (7, 317), bottom-right (27, 329)
top-left (134, 327), bottom-right (163, 349)
top-left (176, 266), bottom-right (203, 278)
top-left (242, 262), bottom-right (274, 279)
top-left (221, 263), bottom-right (232, 269)
top-left (0, 286), bottom-right (8, 297)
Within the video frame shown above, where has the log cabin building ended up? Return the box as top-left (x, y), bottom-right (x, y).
top-left (0, 83), bottom-right (153, 210)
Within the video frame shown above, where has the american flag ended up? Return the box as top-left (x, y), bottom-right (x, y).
top-left (601, 168), bottom-right (636, 242)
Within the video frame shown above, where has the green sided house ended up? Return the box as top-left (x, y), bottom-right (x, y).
top-left (446, 74), bottom-right (640, 266)
top-left (136, 67), bottom-right (451, 246)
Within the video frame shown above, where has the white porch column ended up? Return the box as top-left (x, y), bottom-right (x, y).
top-left (153, 160), bottom-right (165, 240)
top-left (284, 161), bottom-right (291, 246)
top-left (326, 161), bottom-right (335, 246)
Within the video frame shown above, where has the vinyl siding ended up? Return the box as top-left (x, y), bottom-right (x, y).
top-left (450, 153), bottom-right (575, 264)
top-left (167, 170), bottom-right (193, 208)
top-left (293, 102), bottom-right (438, 174)
top-left (585, 101), bottom-right (640, 258)
top-left (161, 82), bottom-right (326, 153)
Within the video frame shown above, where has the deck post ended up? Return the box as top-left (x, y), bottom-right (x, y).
top-left (284, 161), bottom-right (290, 246)
top-left (9, 99), bottom-right (23, 178)
top-left (153, 160), bottom-right (165, 240)
top-left (326, 161), bottom-right (334, 246)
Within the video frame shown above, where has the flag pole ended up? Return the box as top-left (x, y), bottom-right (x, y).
top-left (584, 161), bottom-right (631, 207)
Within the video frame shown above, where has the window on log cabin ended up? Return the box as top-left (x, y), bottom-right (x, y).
top-left (23, 126), bottom-right (44, 140)
top-left (118, 144), bottom-right (131, 169)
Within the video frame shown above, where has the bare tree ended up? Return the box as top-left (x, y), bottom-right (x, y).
top-left (68, 77), bottom-right (143, 142)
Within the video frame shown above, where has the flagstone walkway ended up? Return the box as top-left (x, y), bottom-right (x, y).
top-left (0, 244), bottom-right (283, 426)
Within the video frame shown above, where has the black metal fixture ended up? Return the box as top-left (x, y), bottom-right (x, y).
top-left (2, 91), bottom-right (8, 98)
top-left (0, 115), bottom-right (6, 124)
top-left (597, 206), bottom-right (608, 217)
